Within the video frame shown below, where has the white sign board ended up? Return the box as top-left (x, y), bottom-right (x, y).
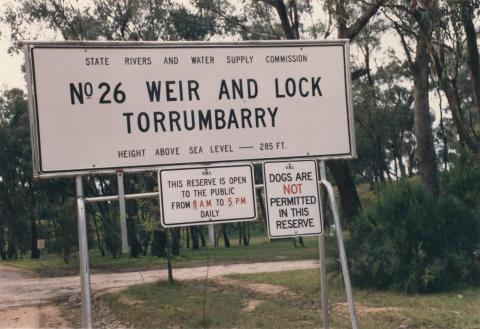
top-left (158, 164), bottom-right (256, 227)
top-left (25, 41), bottom-right (355, 178)
top-left (263, 160), bottom-right (323, 238)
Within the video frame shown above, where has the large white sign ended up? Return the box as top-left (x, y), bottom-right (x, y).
top-left (263, 160), bottom-right (323, 238)
top-left (25, 41), bottom-right (355, 177)
top-left (158, 164), bottom-right (256, 227)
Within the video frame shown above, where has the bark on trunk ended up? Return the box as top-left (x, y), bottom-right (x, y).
top-left (413, 31), bottom-right (439, 195)
top-left (462, 5), bottom-right (480, 118)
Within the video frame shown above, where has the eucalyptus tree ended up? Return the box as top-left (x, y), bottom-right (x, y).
top-left (380, 0), bottom-right (440, 195)
top-left (426, 0), bottom-right (480, 155)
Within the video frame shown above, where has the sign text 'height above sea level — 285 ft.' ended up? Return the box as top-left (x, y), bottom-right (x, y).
top-left (25, 40), bottom-right (355, 178)
top-left (263, 160), bottom-right (323, 238)
top-left (158, 164), bottom-right (256, 227)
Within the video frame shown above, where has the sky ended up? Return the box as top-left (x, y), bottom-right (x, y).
top-left (0, 25), bottom-right (25, 90)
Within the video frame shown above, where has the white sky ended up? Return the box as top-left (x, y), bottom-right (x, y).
top-left (0, 25), bottom-right (25, 90)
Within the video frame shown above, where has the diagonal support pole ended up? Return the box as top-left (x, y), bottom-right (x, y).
top-left (319, 162), bottom-right (359, 329)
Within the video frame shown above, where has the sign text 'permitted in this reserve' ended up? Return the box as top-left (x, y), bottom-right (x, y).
top-left (25, 40), bottom-right (355, 177)
top-left (263, 160), bottom-right (323, 238)
top-left (158, 164), bottom-right (256, 227)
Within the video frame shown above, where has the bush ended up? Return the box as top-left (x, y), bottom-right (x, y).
top-left (441, 155), bottom-right (480, 221)
top-left (349, 179), bottom-right (478, 293)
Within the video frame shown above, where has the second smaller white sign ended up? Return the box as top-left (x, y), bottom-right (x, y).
top-left (263, 160), bottom-right (323, 238)
top-left (158, 164), bottom-right (256, 227)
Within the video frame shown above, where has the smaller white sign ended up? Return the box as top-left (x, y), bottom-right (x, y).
top-left (158, 164), bottom-right (256, 227)
top-left (263, 160), bottom-right (323, 238)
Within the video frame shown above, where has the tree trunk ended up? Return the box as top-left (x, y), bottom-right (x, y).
top-left (222, 224), bottom-right (230, 248)
top-left (151, 230), bottom-right (167, 257)
top-left (256, 189), bottom-right (267, 227)
top-left (396, 151), bottom-right (407, 177)
top-left (298, 237), bottom-right (304, 247)
top-left (242, 223), bottom-right (249, 246)
top-left (29, 188), bottom-right (40, 259)
top-left (126, 212), bottom-right (142, 257)
top-left (0, 226), bottom-right (6, 260)
top-left (413, 31), bottom-right (439, 195)
top-left (462, 4), bottom-right (480, 118)
top-left (238, 223), bottom-right (243, 245)
top-left (166, 230), bottom-right (174, 284)
top-left (171, 228), bottom-right (181, 256)
top-left (93, 214), bottom-right (106, 257)
top-left (167, 258), bottom-right (174, 284)
top-left (198, 226), bottom-right (206, 247)
top-left (327, 161), bottom-right (362, 219)
top-left (190, 226), bottom-right (199, 250)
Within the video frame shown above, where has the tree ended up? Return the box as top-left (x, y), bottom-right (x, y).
top-left (0, 89), bottom-right (39, 259)
top-left (427, 1), bottom-right (480, 155)
top-left (383, 1), bottom-right (440, 194)
top-left (412, 18), bottom-right (439, 195)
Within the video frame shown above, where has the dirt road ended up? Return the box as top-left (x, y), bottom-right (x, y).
top-left (0, 260), bottom-right (319, 328)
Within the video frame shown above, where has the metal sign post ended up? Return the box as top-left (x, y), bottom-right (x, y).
top-left (117, 171), bottom-right (129, 254)
top-left (257, 178), bottom-right (330, 328)
top-left (318, 161), bottom-right (359, 329)
top-left (75, 176), bottom-right (93, 329)
top-left (318, 201), bottom-right (329, 328)
top-left (76, 184), bottom-right (160, 328)
top-left (208, 225), bottom-right (215, 246)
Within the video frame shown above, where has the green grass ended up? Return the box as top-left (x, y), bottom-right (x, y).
top-left (232, 270), bottom-right (480, 329)
top-left (99, 269), bottom-right (480, 329)
top-left (101, 278), bottom-right (324, 329)
top-left (3, 235), bottom-right (332, 277)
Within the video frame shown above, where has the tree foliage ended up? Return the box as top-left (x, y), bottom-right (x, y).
top-left (350, 178), bottom-right (479, 293)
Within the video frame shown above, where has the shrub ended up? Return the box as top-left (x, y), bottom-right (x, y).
top-left (349, 180), bottom-right (478, 293)
top-left (441, 155), bottom-right (480, 224)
